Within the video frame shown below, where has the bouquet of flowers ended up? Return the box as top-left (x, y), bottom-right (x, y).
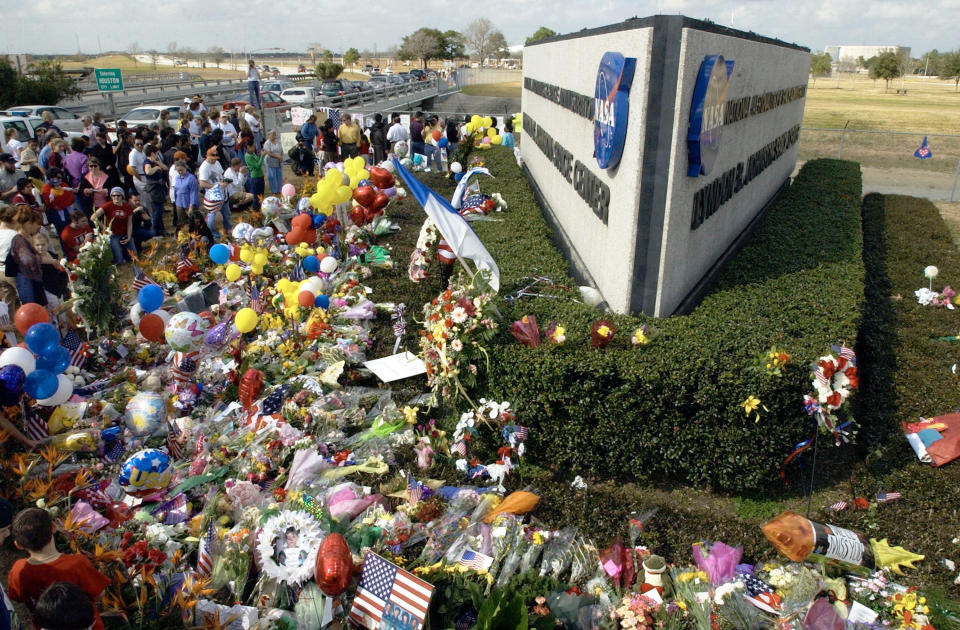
top-left (591, 320), bottom-right (617, 349)
top-left (419, 275), bottom-right (498, 403)
top-left (510, 315), bottom-right (541, 348)
top-left (66, 226), bottom-right (124, 336)
top-left (807, 345), bottom-right (859, 443)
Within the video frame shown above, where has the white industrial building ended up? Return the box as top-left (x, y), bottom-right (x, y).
top-left (824, 45), bottom-right (910, 64)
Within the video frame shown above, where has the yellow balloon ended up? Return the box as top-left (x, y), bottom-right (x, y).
top-left (465, 123), bottom-right (475, 134)
top-left (358, 169), bottom-right (370, 181)
top-left (277, 278), bottom-right (291, 292)
top-left (491, 135), bottom-right (503, 145)
top-left (471, 115), bottom-right (481, 126)
top-left (235, 308), bottom-right (259, 333)
top-left (250, 264), bottom-right (263, 276)
top-left (482, 116), bottom-right (493, 128)
top-left (239, 246), bottom-right (254, 264)
top-left (349, 175), bottom-right (360, 189)
top-left (325, 169), bottom-right (341, 182)
top-left (335, 186), bottom-right (352, 204)
top-left (487, 128), bottom-right (498, 138)
top-left (253, 252), bottom-right (268, 267)
top-left (310, 192), bottom-right (325, 209)
top-left (225, 264), bottom-right (242, 282)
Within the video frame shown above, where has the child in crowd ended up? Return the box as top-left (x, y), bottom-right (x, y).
top-left (7, 508), bottom-right (110, 630)
top-left (59, 211), bottom-right (93, 263)
top-left (34, 582), bottom-right (95, 630)
top-left (31, 231), bottom-right (70, 323)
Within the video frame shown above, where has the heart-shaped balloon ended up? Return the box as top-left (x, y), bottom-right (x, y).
top-left (239, 368), bottom-right (264, 412)
top-left (368, 166), bottom-right (395, 189)
top-left (291, 213), bottom-right (313, 229)
top-left (349, 206), bottom-right (367, 227)
top-left (371, 192), bottom-right (389, 211)
top-left (315, 533), bottom-right (354, 596)
top-left (352, 185), bottom-right (376, 208)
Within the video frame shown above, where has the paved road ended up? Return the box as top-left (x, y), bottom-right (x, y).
top-left (794, 161), bottom-right (959, 201)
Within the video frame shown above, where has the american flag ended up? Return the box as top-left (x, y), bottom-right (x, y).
top-left (155, 493), bottom-right (188, 525)
top-left (74, 482), bottom-right (111, 509)
top-left (62, 328), bottom-right (89, 369)
top-left (170, 352), bottom-right (198, 387)
top-left (103, 439), bottom-right (125, 463)
top-left (74, 378), bottom-right (113, 398)
top-left (833, 344), bottom-right (856, 363)
top-left (23, 402), bottom-right (48, 442)
top-left (348, 552), bottom-right (434, 629)
top-left (458, 549), bottom-right (493, 571)
top-left (132, 265), bottom-right (160, 292)
top-left (177, 249), bottom-right (196, 277)
top-left (196, 520), bottom-right (215, 577)
top-left (452, 441), bottom-right (467, 457)
top-left (876, 491), bottom-right (902, 503)
top-left (166, 422), bottom-right (184, 460)
top-left (288, 263), bottom-right (305, 281)
top-left (826, 501), bottom-right (848, 512)
top-left (203, 185), bottom-right (225, 212)
top-left (391, 303), bottom-right (406, 338)
top-left (249, 284), bottom-right (264, 314)
top-left (407, 475), bottom-right (423, 505)
top-left (327, 109), bottom-right (341, 130)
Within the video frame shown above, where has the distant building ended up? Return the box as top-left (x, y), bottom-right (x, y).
top-left (824, 45), bottom-right (910, 65)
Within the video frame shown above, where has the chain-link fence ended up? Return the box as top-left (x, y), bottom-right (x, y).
top-left (799, 127), bottom-right (960, 201)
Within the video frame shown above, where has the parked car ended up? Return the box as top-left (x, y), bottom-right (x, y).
top-left (222, 91), bottom-right (289, 110)
top-left (117, 105), bottom-right (181, 128)
top-left (367, 76), bottom-right (388, 90)
top-left (297, 64), bottom-right (307, 73)
top-left (363, 64), bottom-right (374, 72)
top-left (397, 72), bottom-right (412, 83)
top-left (279, 87), bottom-right (317, 106)
top-left (383, 67), bottom-right (394, 75)
top-left (0, 115), bottom-right (44, 143)
top-left (260, 80), bottom-right (296, 93)
top-left (409, 69), bottom-right (426, 81)
top-left (386, 75), bottom-right (405, 86)
top-left (320, 80), bottom-right (350, 97)
top-left (0, 105), bottom-right (84, 133)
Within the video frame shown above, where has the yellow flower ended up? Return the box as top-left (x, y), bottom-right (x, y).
top-left (631, 328), bottom-right (649, 345)
top-left (597, 325), bottom-right (611, 338)
top-left (402, 406), bottom-right (419, 424)
top-left (742, 395), bottom-right (761, 415)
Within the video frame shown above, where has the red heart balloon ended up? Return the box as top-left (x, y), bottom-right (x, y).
top-left (284, 231), bottom-right (301, 245)
top-left (364, 207), bottom-right (379, 224)
top-left (291, 213), bottom-right (313, 229)
top-left (349, 206), bottom-right (366, 226)
top-left (367, 166), bottom-right (395, 189)
top-left (239, 368), bottom-right (264, 412)
top-left (372, 192), bottom-right (389, 211)
top-left (352, 185), bottom-right (376, 208)
top-left (315, 533), bottom-right (354, 596)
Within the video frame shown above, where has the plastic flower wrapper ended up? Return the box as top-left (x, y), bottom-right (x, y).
top-left (766, 563), bottom-right (822, 629)
top-left (631, 324), bottom-right (658, 347)
top-left (487, 516), bottom-right (523, 583)
top-left (569, 535), bottom-right (599, 585)
top-left (692, 540), bottom-right (742, 585)
top-left (628, 507), bottom-right (657, 547)
top-left (469, 492), bottom-right (502, 523)
top-left (419, 508), bottom-right (471, 563)
top-left (211, 526), bottom-right (252, 599)
top-left (671, 566), bottom-right (713, 630)
top-left (69, 501), bottom-right (110, 533)
top-left (716, 584), bottom-right (764, 630)
top-left (600, 536), bottom-right (625, 587)
top-left (590, 320), bottom-right (617, 349)
top-left (519, 527), bottom-right (546, 574)
top-left (540, 527), bottom-right (577, 578)
top-left (510, 314), bottom-right (541, 348)
top-left (494, 522), bottom-right (529, 588)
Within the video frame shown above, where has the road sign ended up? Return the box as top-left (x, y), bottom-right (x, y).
top-left (94, 68), bottom-right (124, 92)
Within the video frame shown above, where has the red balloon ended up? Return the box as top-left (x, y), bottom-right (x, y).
top-left (139, 313), bottom-right (165, 341)
top-left (105, 501), bottom-right (133, 528)
top-left (349, 206), bottom-right (366, 227)
top-left (14, 303), bottom-right (50, 336)
top-left (367, 166), bottom-right (395, 189)
top-left (352, 185), bottom-right (376, 208)
top-left (431, 129), bottom-right (442, 141)
top-left (372, 192), bottom-right (389, 211)
top-left (239, 368), bottom-right (264, 412)
top-left (298, 291), bottom-right (315, 308)
top-left (315, 533), bottom-right (354, 596)
top-left (291, 213), bottom-right (312, 229)
top-left (364, 207), bottom-right (379, 224)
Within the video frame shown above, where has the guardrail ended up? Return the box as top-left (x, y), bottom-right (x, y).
top-left (76, 72), bottom-right (204, 92)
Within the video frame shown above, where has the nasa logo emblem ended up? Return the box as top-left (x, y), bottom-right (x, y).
top-left (594, 51), bottom-right (636, 170)
top-left (687, 54), bottom-right (734, 177)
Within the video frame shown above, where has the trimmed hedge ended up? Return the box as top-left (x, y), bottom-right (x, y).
top-left (469, 153), bottom-right (865, 491)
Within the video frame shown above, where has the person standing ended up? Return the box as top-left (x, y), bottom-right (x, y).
top-left (142, 145), bottom-right (170, 237)
top-left (0, 154), bottom-right (23, 202)
top-left (86, 132), bottom-right (117, 188)
top-left (409, 111), bottom-right (425, 159)
top-left (243, 142), bottom-right (265, 211)
top-left (338, 114), bottom-right (360, 159)
top-left (172, 160), bottom-right (198, 231)
top-left (40, 168), bottom-right (75, 238)
top-left (243, 106), bottom-right (262, 148)
top-left (247, 60), bottom-right (262, 110)
top-left (386, 113), bottom-right (409, 154)
top-left (3, 129), bottom-right (23, 166)
top-left (300, 115), bottom-right (319, 154)
top-left (7, 207), bottom-right (53, 306)
top-left (80, 115), bottom-right (97, 144)
top-left (91, 188), bottom-right (135, 263)
top-left (62, 137), bottom-right (89, 190)
top-left (0, 205), bottom-right (19, 316)
top-left (262, 129), bottom-right (284, 193)
top-left (216, 110), bottom-right (238, 160)
top-left (321, 120), bottom-right (339, 164)
top-left (78, 157), bottom-right (109, 214)
top-left (128, 137), bottom-right (147, 196)
top-left (198, 147), bottom-right (231, 231)
top-left (445, 117), bottom-right (460, 158)
top-left (370, 113), bottom-right (388, 165)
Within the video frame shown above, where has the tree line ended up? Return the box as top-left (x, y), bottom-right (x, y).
top-left (810, 49), bottom-right (960, 92)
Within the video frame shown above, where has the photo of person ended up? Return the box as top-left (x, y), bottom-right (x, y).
top-left (377, 603), bottom-right (420, 630)
top-left (274, 527), bottom-right (308, 568)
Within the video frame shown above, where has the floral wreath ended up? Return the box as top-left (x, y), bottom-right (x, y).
top-left (256, 509), bottom-right (325, 585)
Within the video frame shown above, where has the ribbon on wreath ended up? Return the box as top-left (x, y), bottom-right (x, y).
top-left (780, 396), bottom-right (853, 482)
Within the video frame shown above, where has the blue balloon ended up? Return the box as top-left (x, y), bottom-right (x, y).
top-left (313, 213), bottom-right (327, 228)
top-left (37, 346), bottom-right (71, 374)
top-left (209, 243), bottom-right (230, 265)
top-left (138, 284), bottom-right (164, 313)
top-left (315, 294), bottom-right (330, 309)
top-left (25, 323), bottom-right (60, 355)
top-left (358, 179), bottom-right (372, 188)
top-left (0, 365), bottom-right (25, 402)
top-left (454, 172), bottom-right (464, 182)
top-left (24, 369), bottom-right (58, 400)
top-left (438, 137), bottom-right (449, 148)
top-left (303, 255), bottom-right (320, 273)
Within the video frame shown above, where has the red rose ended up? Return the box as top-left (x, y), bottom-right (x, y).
top-left (147, 548), bottom-right (167, 565)
top-left (826, 392), bottom-right (843, 407)
top-left (818, 360), bottom-right (837, 380)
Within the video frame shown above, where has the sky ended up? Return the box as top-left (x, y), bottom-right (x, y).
top-left (5, 0), bottom-right (958, 57)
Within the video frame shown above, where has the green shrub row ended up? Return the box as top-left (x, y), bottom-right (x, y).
top-left (468, 153), bottom-right (865, 491)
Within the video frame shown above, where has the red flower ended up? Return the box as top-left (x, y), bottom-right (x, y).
top-left (836, 356), bottom-right (848, 371)
top-left (121, 531), bottom-right (134, 549)
top-left (852, 497), bottom-right (869, 510)
top-left (147, 548), bottom-right (167, 566)
top-left (826, 391), bottom-right (843, 408)
top-left (818, 359), bottom-right (837, 380)
top-left (844, 367), bottom-right (859, 389)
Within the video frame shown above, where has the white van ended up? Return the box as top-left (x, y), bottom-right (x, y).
top-left (279, 87), bottom-right (317, 106)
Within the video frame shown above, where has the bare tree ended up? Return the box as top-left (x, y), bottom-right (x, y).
top-left (128, 42), bottom-right (141, 65)
top-left (463, 18), bottom-right (494, 62)
top-left (167, 41), bottom-right (178, 56)
top-left (208, 46), bottom-right (226, 68)
top-left (148, 50), bottom-right (160, 69)
top-left (308, 43), bottom-right (323, 64)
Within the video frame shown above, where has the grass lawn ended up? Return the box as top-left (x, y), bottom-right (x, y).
top-left (60, 54), bottom-right (243, 80)
top-left (461, 82), bottom-right (522, 98)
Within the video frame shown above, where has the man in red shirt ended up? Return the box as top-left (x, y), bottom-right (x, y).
top-left (59, 210), bottom-right (93, 262)
top-left (7, 508), bottom-right (110, 630)
top-left (91, 187), bottom-right (135, 263)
